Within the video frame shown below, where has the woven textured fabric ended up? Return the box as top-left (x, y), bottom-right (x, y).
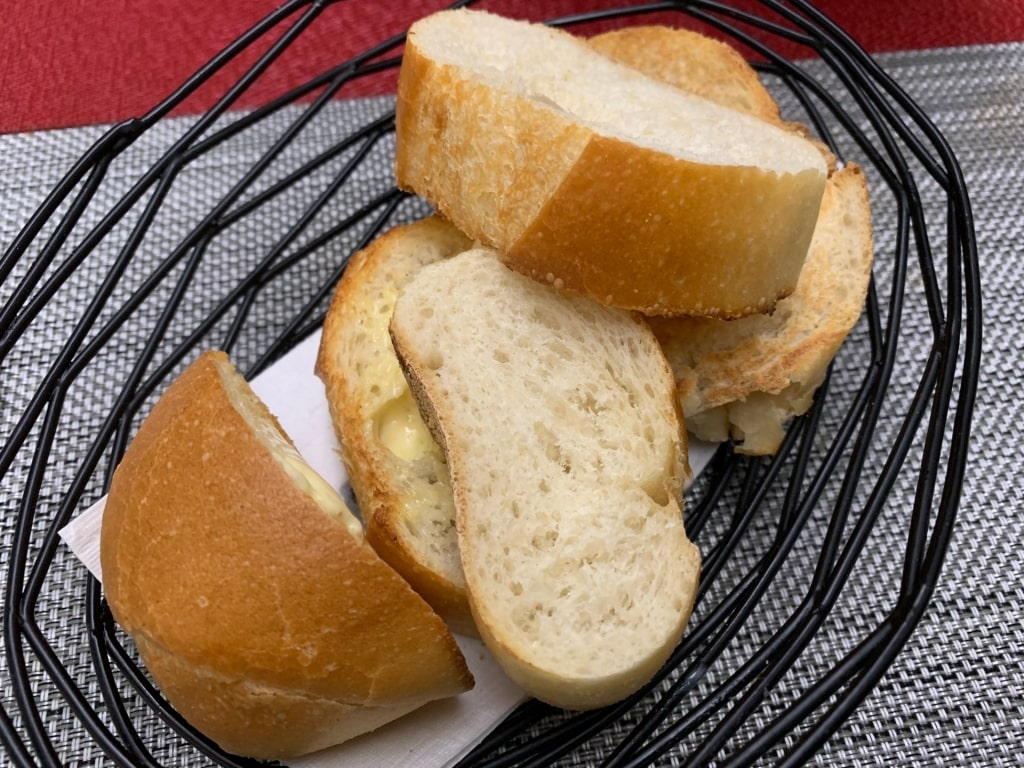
top-left (1, 40), bottom-right (1019, 767)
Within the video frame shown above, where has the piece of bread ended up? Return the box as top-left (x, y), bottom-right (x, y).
top-left (587, 25), bottom-right (837, 169)
top-left (394, 8), bottom-right (828, 318)
top-left (589, 25), bottom-right (784, 124)
top-left (316, 25), bottom-right (839, 643)
top-left (389, 251), bottom-right (701, 710)
top-left (589, 25), bottom-right (871, 454)
top-left (649, 163), bottom-right (874, 454)
top-left (315, 216), bottom-right (476, 636)
top-left (100, 351), bottom-right (473, 760)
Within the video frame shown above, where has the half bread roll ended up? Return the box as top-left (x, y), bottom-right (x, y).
top-left (395, 9), bottom-right (828, 318)
top-left (100, 351), bottom-right (473, 760)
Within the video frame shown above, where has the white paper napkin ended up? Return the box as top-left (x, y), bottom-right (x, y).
top-left (59, 329), bottom-right (714, 767)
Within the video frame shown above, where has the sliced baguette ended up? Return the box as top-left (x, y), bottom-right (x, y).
top-left (649, 163), bottom-right (874, 454)
top-left (100, 351), bottom-right (473, 760)
top-left (317, 23), bottom-right (843, 640)
top-left (315, 217), bottom-right (476, 635)
top-left (589, 25), bottom-right (871, 454)
top-left (389, 251), bottom-right (700, 710)
top-left (395, 8), bottom-right (828, 318)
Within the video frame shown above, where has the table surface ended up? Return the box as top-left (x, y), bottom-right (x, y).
top-left (1, 2), bottom-right (1022, 767)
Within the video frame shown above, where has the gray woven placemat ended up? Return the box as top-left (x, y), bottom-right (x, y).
top-left (1, 40), bottom-right (1020, 767)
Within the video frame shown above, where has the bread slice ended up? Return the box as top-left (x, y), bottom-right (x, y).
top-left (587, 25), bottom-right (837, 170)
top-left (589, 25), bottom-right (784, 124)
top-left (649, 163), bottom-right (874, 454)
top-left (395, 8), bottom-right (828, 318)
top-left (389, 251), bottom-right (701, 710)
top-left (588, 25), bottom-right (871, 454)
top-left (315, 217), bottom-right (476, 635)
top-left (100, 351), bottom-right (473, 760)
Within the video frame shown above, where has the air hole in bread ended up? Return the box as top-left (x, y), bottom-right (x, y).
top-left (424, 349), bottom-right (444, 370)
top-left (531, 529), bottom-right (559, 551)
top-left (493, 348), bottom-right (510, 364)
top-left (530, 303), bottom-right (563, 331)
top-left (544, 339), bottom-right (574, 361)
top-left (602, 362), bottom-right (640, 409)
top-left (625, 513), bottom-right (646, 532)
top-left (570, 388), bottom-right (602, 416)
top-left (534, 422), bottom-right (571, 473)
top-left (641, 478), bottom-right (671, 508)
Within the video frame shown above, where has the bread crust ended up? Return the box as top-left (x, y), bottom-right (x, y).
top-left (315, 218), bottom-right (477, 636)
top-left (507, 136), bottom-right (826, 317)
top-left (394, 9), bottom-right (827, 318)
top-left (650, 163), bottom-right (874, 453)
top-left (101, 351), bottom-right (472, 759)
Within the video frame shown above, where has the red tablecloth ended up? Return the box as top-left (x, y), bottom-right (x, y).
top-left (2, 0), bottom-right (1021, 135)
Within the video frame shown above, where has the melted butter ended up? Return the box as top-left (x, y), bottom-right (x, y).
top-left (214, 355), bottom-right (365, 541)
top-left (274, 447), bottom-right (364, 540)
top-left (374, 389), bottom-right (434, 462)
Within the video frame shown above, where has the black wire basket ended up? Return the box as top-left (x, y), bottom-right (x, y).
top-left (0, 1), bottom-right (981, 766)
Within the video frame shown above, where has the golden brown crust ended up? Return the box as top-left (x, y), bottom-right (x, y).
top-left (101, 351), bottom-right (472, 759)
top-left (134, 634), bottom-right (427, 758)
top-left (650, 163), bottom-right (874, 454)
top-left (506, 135), bottom-right (826, 317)
top-left (315, 218), bottom-right (478, 636)
top-left (394, 10), bottom-right (828, 318)
top-left (394, 37), bottom-right (590, 254)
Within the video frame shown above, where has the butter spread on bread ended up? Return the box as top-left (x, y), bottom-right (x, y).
top-left (100, 351), bottom-right (473, 760)
top-left (315, 217), bottom-right (476, 635)
top-left (395, 8), bottom-right (828, 318)
top-left (390, 252), bottom-right (700, 709)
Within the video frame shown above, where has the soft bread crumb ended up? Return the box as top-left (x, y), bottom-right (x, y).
top-left (390, 251), bottom-right (700, 709)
